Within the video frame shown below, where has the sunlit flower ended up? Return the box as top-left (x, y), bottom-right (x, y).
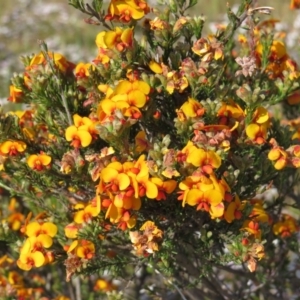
top-left (192, 36), bottom-right (224, 61)
top-left (96, 27), bottom-right (133, 51)
top-left (29, 52), bottom-right (75, 73)
top-left (106, 0), bottom-right (149, 22)
top-left (186, 147), bottom-right (221, 174)
top-left (185, 188), bottom-right (224, 217)
top-left (130, 221), bottom-right (163, 255)
top-left (224, 195), bottom-right (243, 223)
top-left (65, 222), bottom-right (82, 239)
top-left (178, 97), bottom-right (205, 120)
top-left (246, 107), bottom-right (270, 144)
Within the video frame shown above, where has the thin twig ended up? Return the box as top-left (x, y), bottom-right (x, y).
top-left (149, 264), bottom-right (188, 300)
top-left (38, 40), bottom-right (73, 126)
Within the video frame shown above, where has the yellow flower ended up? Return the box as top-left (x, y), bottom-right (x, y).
top-left (268, 147), bottom-right (288, 170)
top-left (65, 125), bottom-right (92, 148)
top-left (178, 97), bottom-right (205, 119)
top-left (94, 279), bottom-right (117, 292)
top-left (185, 188), bottom-right (224, 218)
top-left (17, 251), bottom-right (45, 271)
top-left (27, 153), bottom-right (51, 171)
top-left (186, 147), bottom-right (221, 174)
top-left (75, 62), bottom-right (93, 78)
top-left (106, 0), bottom-right (149, 22)
top-left (246, 107), bottom-right (270, 144)
top-left (0, 140), bottom-right (27, 156)
top-left (29, 52), bottom-right (75, 73)
top-left (25, 221), bottom-right (57, 238)
top-left (64, 222), bottom-right (82, 239)
top-left (73, 197), bottom-right (101, 224)
top-left (150, 177), bottom-right (177, 200)
top-left (96, 27), bottom-right (133, 51)
top-left (224, 195), bottom-right (243, 223)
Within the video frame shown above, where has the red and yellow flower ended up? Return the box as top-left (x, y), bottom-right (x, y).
top-left (27, 153), bottom-right (51, 171)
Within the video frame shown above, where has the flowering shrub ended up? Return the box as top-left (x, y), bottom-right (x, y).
top-left (1, 0), bottom-right (300, 299)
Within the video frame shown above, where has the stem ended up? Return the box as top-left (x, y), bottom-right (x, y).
top-left (0, 181), bottom-right (13, 192)
top-left (38, 40), bottom-right (73, 126)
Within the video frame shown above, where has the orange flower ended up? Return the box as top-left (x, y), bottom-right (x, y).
top-left (268, 147), bottom-right (288, 170)
top-left (186, 147), bottom-right (221, 174)
top-left (96, 27), bottom-right (133, 51)
top-left (135, 131), bottom-right (149, 153)
top-left (73, 197), bottom-right (101, 224)
top-left (185, 188), bottom-right (223, 217)
top-left (27, 153), bottom-right (52, 171)
top-left (290, 0), bottom-right (300, 9)
top-left (287, 91), bottom-right (300, 105)
top-left (246, 107), bottom-right (270, 144)
top-left (17, 251), bottom-right (45, 271)
top-left (67, 239), bottom-right (95, 259)
top-left (29, 52), bottom-right (75, 73)
top-left (75, 62), bottom-right (93, 78)
top-left (8, 85), bottom-right (23, 102)
top-left (0, 140), bottom-right (27, 156)
top-left (94, 279), bottom-right (117, 292)
top-left (241, 220), bottom-right (261, 240)
top-left (273, 215), bottom-right (298, 237)
top-left (150, 177), bottom-right (177, 200)
top-left (224, 195), bottom-right (243, 223)
top-left (106, 0), bottom-right (149, 22)
top-left (178, 97), bottom-right (205, 119)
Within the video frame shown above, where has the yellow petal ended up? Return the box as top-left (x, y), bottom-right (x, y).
top-left (246, 123), bottom-right (259, 140)
top-left (186, 148), bottom-right (206, 167)
top-left (65, 126), bottom-right (78, 141)
top-left (186, 189), bottom-right (203, 206)
top-left (41, 222), bottom-right (58, 237)
top-left (25, 222), bottom-right (40, 237)
top-left (77, 130), bottom-right (92, 147)
top-left (145, 181), bottom-right (158, 199)
top-left (149, 61), bottom-right (162, 74)
top-left (36, 234), bottom-right (53, 248)
top-left (31, 251), bottom-right (45, 267)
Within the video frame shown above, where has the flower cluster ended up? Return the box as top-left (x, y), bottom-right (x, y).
top-left (1, 0), bottom-right (300, 298)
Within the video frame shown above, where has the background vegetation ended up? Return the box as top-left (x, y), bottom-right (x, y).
top-left (1, 0), bottom-right (299, 104)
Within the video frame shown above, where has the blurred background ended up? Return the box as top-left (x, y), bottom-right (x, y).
top-left (0, 0), bottom-right (299, 103)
